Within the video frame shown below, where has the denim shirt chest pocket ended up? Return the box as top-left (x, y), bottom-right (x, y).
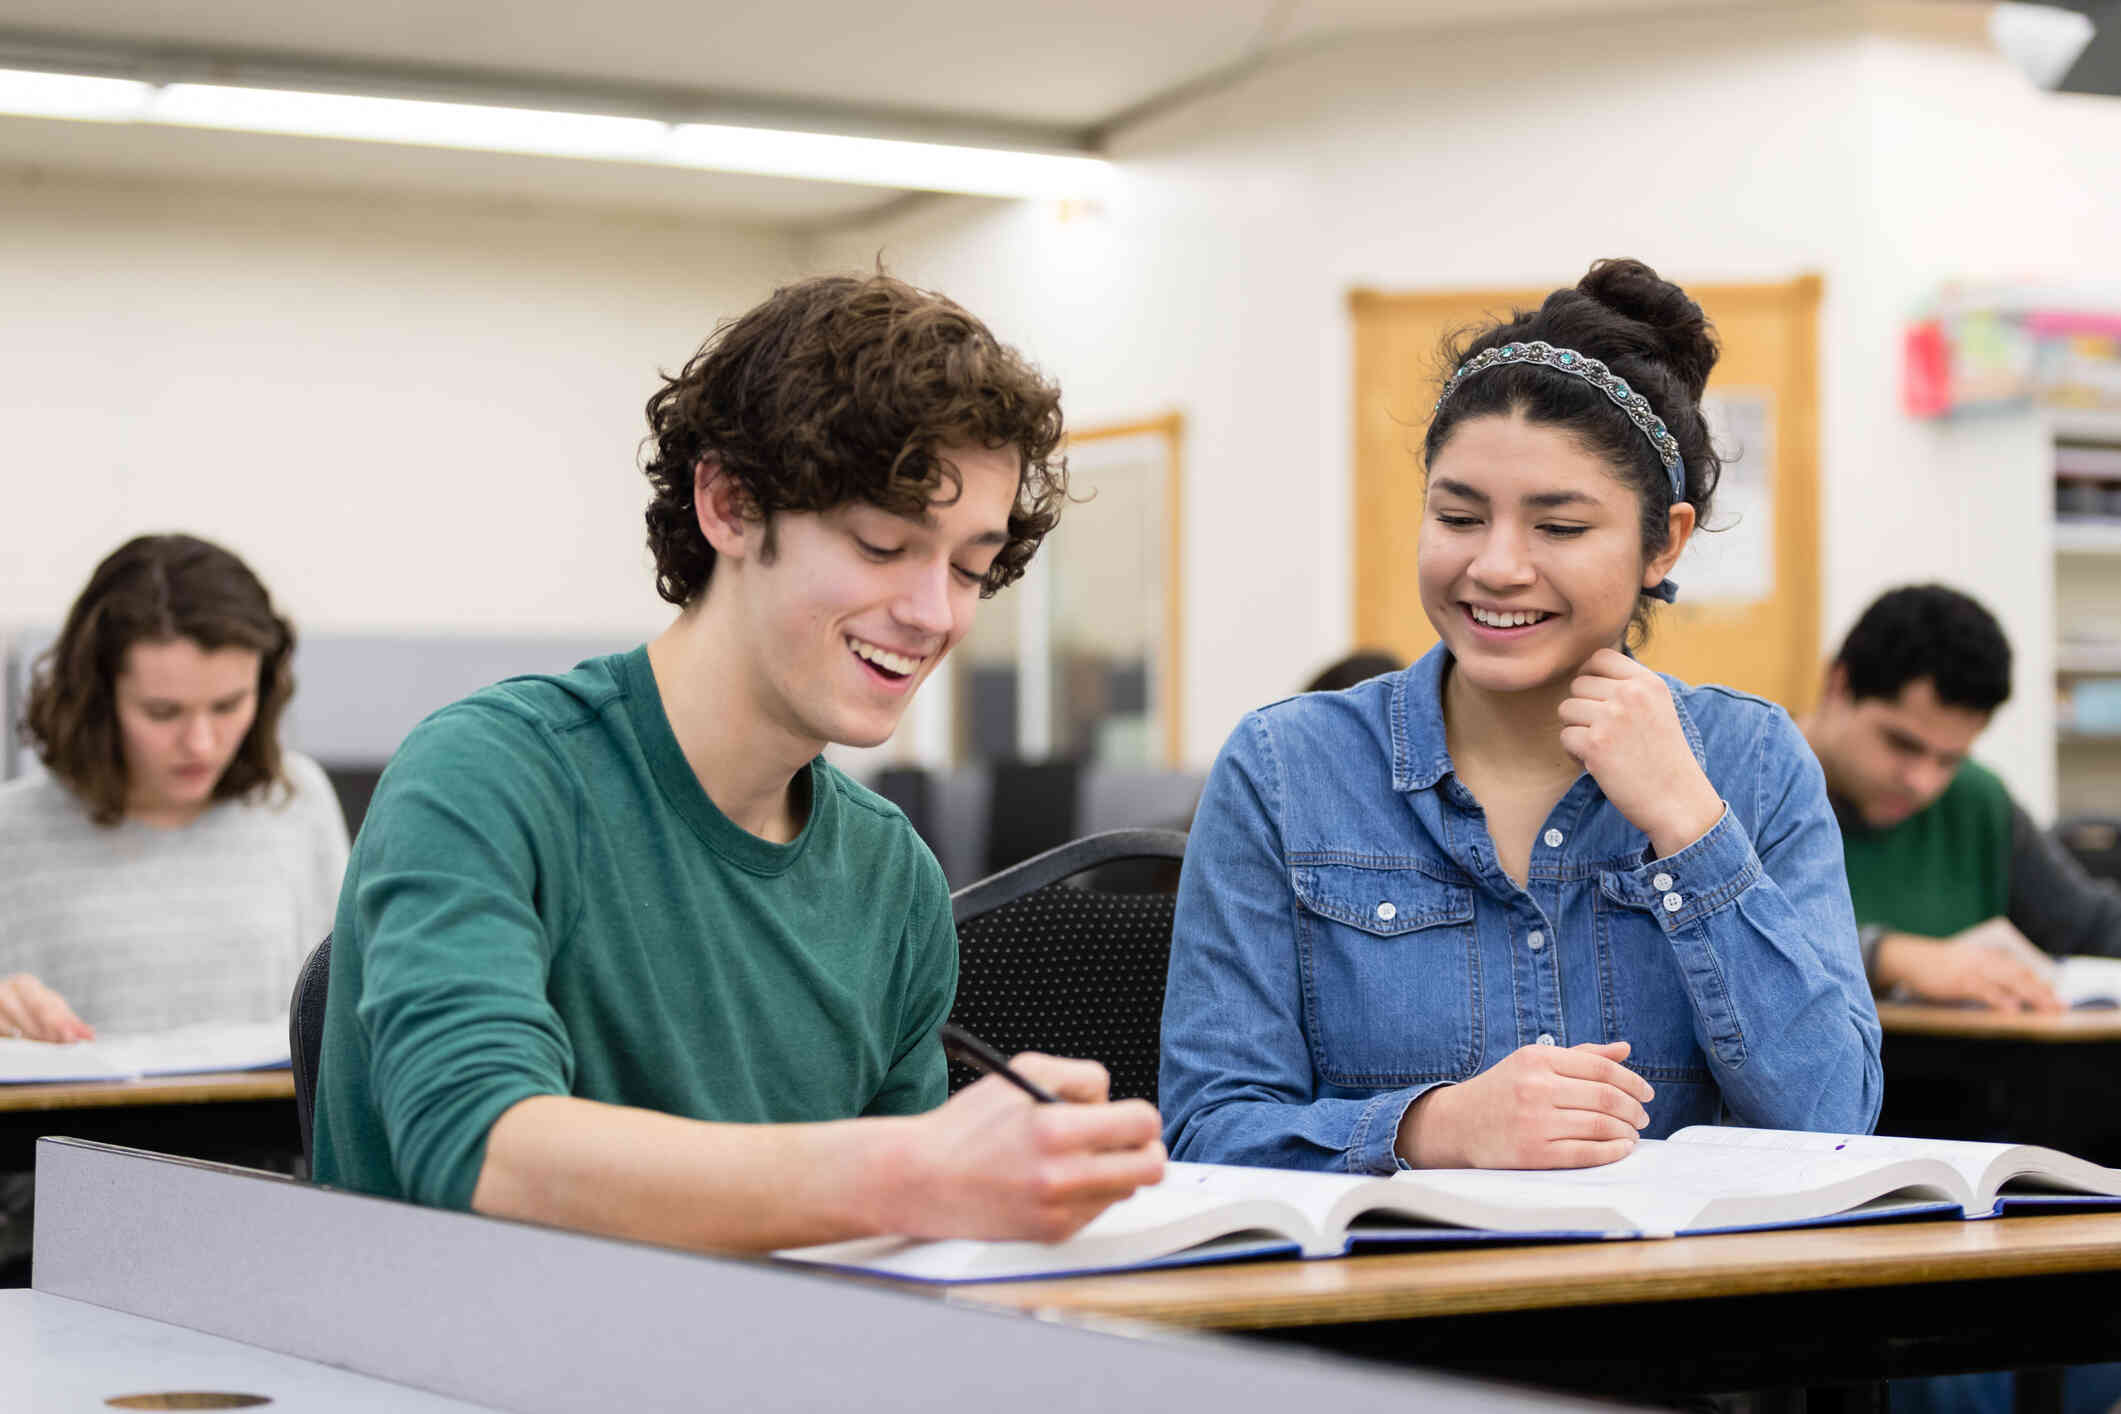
top-left (1290, 861), bottom-right (1480, 1087)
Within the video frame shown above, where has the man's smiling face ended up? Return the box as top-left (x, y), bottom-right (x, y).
top-left (728, 441), bottom-right (1019, 753)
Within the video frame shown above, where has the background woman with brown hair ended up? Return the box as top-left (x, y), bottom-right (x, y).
top-left (0, 533), bottom-right (348, 1043)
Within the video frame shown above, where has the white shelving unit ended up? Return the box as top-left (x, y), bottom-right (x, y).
top-left (2054, 409), bottom-right (2121, 445)
top-left (2054, 522), bottom-right (2121, 557)
top-left (2053, 406), bottom-right (2121, 817)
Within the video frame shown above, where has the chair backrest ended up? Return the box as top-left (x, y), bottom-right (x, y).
top-left (290, 933), bottom-right (332, 1169)
top-left (947, 828), bottom-right (1186, 1106)
top-left (2056, 817), bottom-right (2121, 885)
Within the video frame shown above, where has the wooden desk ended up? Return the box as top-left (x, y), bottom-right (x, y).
top-left (948, 1215), bottom-right (2121, 1405)
top-left (1877, 1004), bottom-right (2121, 1163)
top-left (1876, 1002), bottom-right (2121, 1042)
top-left (955, 1212), bottom-right (2121, 1329)
top-left (0, 1071), bottom-right (296, 1170)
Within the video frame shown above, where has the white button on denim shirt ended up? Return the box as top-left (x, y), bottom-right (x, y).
top-left (1160, 643), bottom-right (1883, 1177)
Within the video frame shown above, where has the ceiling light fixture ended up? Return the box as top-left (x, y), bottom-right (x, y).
top-left (1990, 3), bottom-right (2099, 90)
top-left (0, 67), bottom-right (1111, 200)
top-left (0, 68), bottom-right (150, 121)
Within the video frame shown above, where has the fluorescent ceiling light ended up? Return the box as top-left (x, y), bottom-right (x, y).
top-left (0, 68), bottom-right (151, 121)
top-left (665, 124), bottom-right (1108, 200)
top-left (0, 68), bottom-right (1109, 200)
top-left (151, 84), bottom-right (669, 162)
top-left (1990, 3), bottom-right (2098, 90)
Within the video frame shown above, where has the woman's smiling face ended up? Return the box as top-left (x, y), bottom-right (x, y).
top-left (1419, 412), bottom-right (1687, 696)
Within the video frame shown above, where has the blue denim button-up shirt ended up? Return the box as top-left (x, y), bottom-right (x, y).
top-left (1161, 645), bottom-right (1882, 1174)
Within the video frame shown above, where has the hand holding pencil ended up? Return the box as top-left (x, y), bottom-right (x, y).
top-left (868, 1024), bottom-right (1165, 1243)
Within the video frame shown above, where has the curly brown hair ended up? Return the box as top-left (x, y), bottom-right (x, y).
top-left (23, 534), bottom-right (295, 826)
top-left (642, 272), bottom-right (1067, 605)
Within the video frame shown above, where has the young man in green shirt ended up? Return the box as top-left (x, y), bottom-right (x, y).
top-left (313, 273), bottom-right (1165, 1251)
top-left (1801, 584), bottom-right (2121, 1011)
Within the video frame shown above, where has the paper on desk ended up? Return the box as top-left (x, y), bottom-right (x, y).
top-left (0, 1017), bottom-right (291, 1083)
top-left (2056, 956), bottom-right (2121, 1008)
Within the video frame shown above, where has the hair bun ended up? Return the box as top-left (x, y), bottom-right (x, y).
top-left (1577, 258), bottom-right (1718, 401)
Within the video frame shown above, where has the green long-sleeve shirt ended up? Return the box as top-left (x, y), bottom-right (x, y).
top-left (1840, 759), bottom-right (2121, 964)
top-left (312, 647), bottom-right (956, 1210)
top-left (1840, 761), bottom-right (2013, 940)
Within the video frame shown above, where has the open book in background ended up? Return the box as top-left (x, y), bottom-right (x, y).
top-left (0, 1017), bottom-right (291, 1084)
top-left (777, 1126), bottom-right (2121, 1284)
top-left (1956, 926), bottom-right (2121, 1009)
top-left (2057, 955), bottom-right (2121, 1008)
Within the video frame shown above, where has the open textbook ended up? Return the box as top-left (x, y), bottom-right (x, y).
top-left (778, 1126), bottom-right (2121, 1284)
top-left (0, 1017), bottom-right (291, 1084)
top-left (2057, 955), bottom-right (2121, 1008)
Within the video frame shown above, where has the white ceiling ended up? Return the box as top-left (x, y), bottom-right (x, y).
top-left (0, 0), bottom-right (1786, 224)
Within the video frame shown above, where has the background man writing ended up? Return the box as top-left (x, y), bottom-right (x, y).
top-left (1801, 584), bottom-right (2121, 1012)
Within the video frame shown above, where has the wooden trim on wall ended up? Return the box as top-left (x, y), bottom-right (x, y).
top-left (1064, 412), bottom-right (1185, 766)
top-left (1348, 276), bottom-right (1823, 711)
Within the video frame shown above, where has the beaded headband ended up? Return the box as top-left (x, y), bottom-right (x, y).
top-left (1433, 339), bottom-right (1685, 603)
top-left (1434, 340), bottom-right (1686, 505)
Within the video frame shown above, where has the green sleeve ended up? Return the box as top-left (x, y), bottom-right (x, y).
top-left (862, 848), bottom-right (958, 1117)
top-left (350, 701), bottom-right (583, 1209)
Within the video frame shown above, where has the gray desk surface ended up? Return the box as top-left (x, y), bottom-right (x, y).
top-left (0, 1290), bottom-right (495, 1411)
top-left (33, 1139), bottom-right (1602, 1414)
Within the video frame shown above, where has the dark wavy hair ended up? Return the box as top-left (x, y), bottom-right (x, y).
top-left (1834, 584), bottom-right (2012, 714)
top-left (641, 272), bottom-right (1068, 605)
top-left (1423, 258), bottom-right (1724, 648)
top-left (23, 534), bottom-right (295, 826)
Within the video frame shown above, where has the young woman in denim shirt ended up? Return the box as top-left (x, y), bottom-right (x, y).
top-left (1162, 260), bottom-right (1881, 1174)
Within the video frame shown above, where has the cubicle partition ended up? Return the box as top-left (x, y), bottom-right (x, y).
top-left (4, 631), bottom-right (634, 833)
top-left (3, 633), bottom-right (1202, 872)
top-left (22, 1139), bottom-right (1596, 1413)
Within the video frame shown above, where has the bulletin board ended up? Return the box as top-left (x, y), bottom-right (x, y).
top-left (1348, 275), bottom-right (1822, 713)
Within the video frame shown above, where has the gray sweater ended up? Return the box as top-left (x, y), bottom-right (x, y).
top-left (0, 753), bottom-right (349, 1033)
top-left (0, 752), bottom-right (350, 1264)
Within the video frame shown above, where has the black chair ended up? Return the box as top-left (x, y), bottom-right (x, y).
top-left (289, 933), bottom-right (332, 1170)
top-left (2056, 817), bottom-right (2121, 885)
top-left (982, 759), bottom-right (1082, 876)
top-left (946, 828), bottom-right (1186, 1106)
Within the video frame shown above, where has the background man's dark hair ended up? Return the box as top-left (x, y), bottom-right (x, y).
top-left (1834, 583), bottom-right (2012, 714)
top-left (641, 272), bottom-right (1067, 606)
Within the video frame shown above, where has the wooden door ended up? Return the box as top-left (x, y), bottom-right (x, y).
top-left (1350, 276), bottom-right (1822, 713)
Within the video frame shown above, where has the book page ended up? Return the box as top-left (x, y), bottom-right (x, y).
top-left (2057, 956), bottom-right (2121, 1008)
top-left (0, 1017), bottom-right (291, 1084)
top-left (1393, 1137), bottom-right (1966, 1235)
top-left (1668, 1125), bottom-right (2121, 1206)
top-left (776, 1177), bottom-right (1321, 1281)
top-left (1162, 1161), bottom-right (1395, 1224)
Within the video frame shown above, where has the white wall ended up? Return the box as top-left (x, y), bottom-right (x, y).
top-left (2, 173), bottom-right (800, 643)
top-left (806, 3), bottom-right (2121, 821)
top-left (11, 6), bottom-right (2120, 815)
top-left (808, 4), bottom-right (1880, 769)
top-left (1834, 22), bottom-right (2121, 820)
